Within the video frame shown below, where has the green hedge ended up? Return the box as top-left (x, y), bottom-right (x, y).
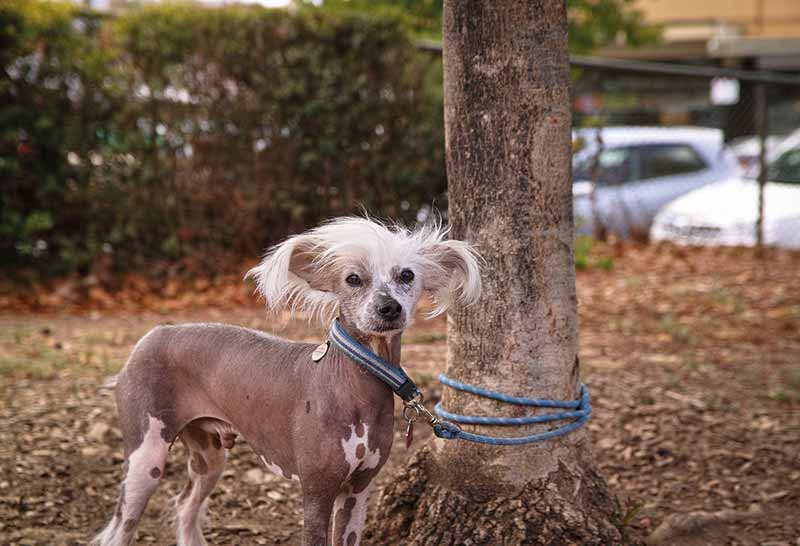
top-left (0, 1), bottom-right (445, 277)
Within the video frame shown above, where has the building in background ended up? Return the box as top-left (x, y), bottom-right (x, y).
top-left (574, 0), bottom-right (800, 139)
top-left (601, 0), bottom-right (800, 71)
top-left (77, 0), bottom-right (289, 10)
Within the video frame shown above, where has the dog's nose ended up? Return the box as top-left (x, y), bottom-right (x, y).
top-left (375, 296), bottom-right (402, 320)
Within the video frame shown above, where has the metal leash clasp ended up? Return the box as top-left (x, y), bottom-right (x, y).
top-left (402, 391), bottom-right (442, 449)
top-left (410, 392), bottom-right (441, 426)
top-left (402, 396), bottom-right (419, 449)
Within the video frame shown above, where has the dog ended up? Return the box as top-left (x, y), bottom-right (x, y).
top-left (91, 217), bottom-right (481, 546)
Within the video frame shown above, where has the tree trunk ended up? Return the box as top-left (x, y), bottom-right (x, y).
top-left (368, 1), bottom-right (622, 544)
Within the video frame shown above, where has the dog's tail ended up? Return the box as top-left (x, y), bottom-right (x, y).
top-left (99, 374), bottom-right (119, 391)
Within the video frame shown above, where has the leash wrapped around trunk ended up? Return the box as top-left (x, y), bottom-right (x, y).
top-left (327, 319), bottom-right (591, 446)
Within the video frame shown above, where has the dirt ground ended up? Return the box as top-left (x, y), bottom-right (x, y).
top-left (1, 243), bottom-right (798, 546)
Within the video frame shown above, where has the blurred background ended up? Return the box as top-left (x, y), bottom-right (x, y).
top-left (2, 0), bottom-right (799, 290)
top-left (2, 3), bottom-right (799, 545)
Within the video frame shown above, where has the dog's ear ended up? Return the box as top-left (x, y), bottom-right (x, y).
top-left (246, 234), bottom-right (337, 319)
top-left (420, 238), bottom-right (482, 317)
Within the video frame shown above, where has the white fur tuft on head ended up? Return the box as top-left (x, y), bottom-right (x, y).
top-left (245, 216), bottom-right (482, 323)
top-left (245, 230), bottom-right (340, 324)
top-left (416, 229), bottom-right (483, 318)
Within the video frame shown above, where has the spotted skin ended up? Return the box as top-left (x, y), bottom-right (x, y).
top-left (90, 415), bottom-right (169, 546)
top-left (91, 218), bottom-right (481, 546)
top-left (91, 323), bottom-right (395, 546)
top-left (174, 425), bottom-right (227, 546)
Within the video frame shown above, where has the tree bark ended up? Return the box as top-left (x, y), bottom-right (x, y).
top-left (368, 1), bottom-right (622, 544)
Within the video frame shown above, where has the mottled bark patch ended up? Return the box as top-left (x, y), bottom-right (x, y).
top-left (369, 447), bottom-right (621, 545)
top-left (347, 531), bottom-right (357, 546)
top-left (123, 518), bottom-right (137, 533)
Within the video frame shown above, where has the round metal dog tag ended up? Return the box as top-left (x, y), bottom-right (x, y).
top-left (311, 341), bottom-right (329, 362)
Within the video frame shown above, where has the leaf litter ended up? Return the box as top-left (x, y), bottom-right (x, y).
top-left (0, 243), bottom-right (798, 545)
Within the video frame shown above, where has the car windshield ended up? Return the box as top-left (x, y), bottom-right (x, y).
top-left (573, 143), bottom-right (707, 186)
top-left (767, 147), bottom-right (800, 184)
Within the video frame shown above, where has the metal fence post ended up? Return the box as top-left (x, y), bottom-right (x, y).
top-left (755, 82), bottom-right (768, 251)
top-left (590, 130), bottom-right (607, 241)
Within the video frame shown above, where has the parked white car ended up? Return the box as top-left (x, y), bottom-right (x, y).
top-left (650, 139), bottom-right (800, 249)
top-left (728, 134), bottom-right (781, 173)
top-left (572, 127), bottom-right (740, 238)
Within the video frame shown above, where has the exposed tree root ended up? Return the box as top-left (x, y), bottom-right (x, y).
top-left (366, 446), bottom-right (625, 546)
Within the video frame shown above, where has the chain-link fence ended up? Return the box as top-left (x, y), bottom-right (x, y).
top-left (571, 57), bottom-right (800, 249)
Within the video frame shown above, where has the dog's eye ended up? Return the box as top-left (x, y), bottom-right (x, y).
top-left (345, 274), bottom-right (362, 287)
top-left (399, 269), bottom-right (415, 283)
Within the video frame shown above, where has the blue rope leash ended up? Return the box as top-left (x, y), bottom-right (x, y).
top-left (432, 374), bottom-right (592, 445)
top-left (326, 319), bottom-right (591, 446)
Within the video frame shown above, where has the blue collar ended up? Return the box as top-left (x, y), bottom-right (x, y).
top-left (328, 319), bottom-right (420, 402)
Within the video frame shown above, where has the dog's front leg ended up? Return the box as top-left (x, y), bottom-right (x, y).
top-left (301, 490), bottom-right (337, 546)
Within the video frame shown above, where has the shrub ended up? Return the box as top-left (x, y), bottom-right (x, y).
top-left (1, 2), bottom-right (445, 277)
top-left (0, 0), bottom-right (115, 275)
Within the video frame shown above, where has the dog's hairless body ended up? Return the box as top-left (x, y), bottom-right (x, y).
top-left (92, 218), bottom-right (481, 546)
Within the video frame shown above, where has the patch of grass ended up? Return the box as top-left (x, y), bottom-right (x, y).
top-left (607, 317), bottom-right (640, 336)
top-left (625, 275), bottom-right (643, 290)
top-left (702, 391), bottom-right (742, 413)
top-left (81, 333), bottom-right (112, 346)
top-left (768, 367), bottom-right (800, 402)
top-left (768, 389), bottom-right (799, 403)
top-left (621, 500), bottom-right (644, 527)
top-left (596, 256), bottom-right (615, 271)
top-left (0, 345), bottom-right (68, 379)
top-left (611, 496), bottom-right (644, 543)
top-left (703, 391), bottom-right (722, 410)
top-left (657, 314), bottom-right (692, 344)
top-left (575, 235), bottom-right (615, 271)
top-left (99, 354), bottom-right (121, 375)
top-left (575, 236), bottom-right (593, 270)
top-left (1, 326), bottom-right (34, 345)
top-left (710, 285), bottom-right (745, 314)
top-left (786, 367), bottom-right (800, 389)
top-left (637, 393), bottom-right (656, 406)
top-left (683, 358), bottom-right (700, 372)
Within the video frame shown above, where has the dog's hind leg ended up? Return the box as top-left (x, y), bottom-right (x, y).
top-left (301, 490), bottom-right (338, 546)
top-left (91, 414), bottom-right (171, 546)
top-left (174, 424), bottom-right (227, 546)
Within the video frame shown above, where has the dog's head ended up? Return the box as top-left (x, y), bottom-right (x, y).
top-left (247, 217), bottom-right (481, 338)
